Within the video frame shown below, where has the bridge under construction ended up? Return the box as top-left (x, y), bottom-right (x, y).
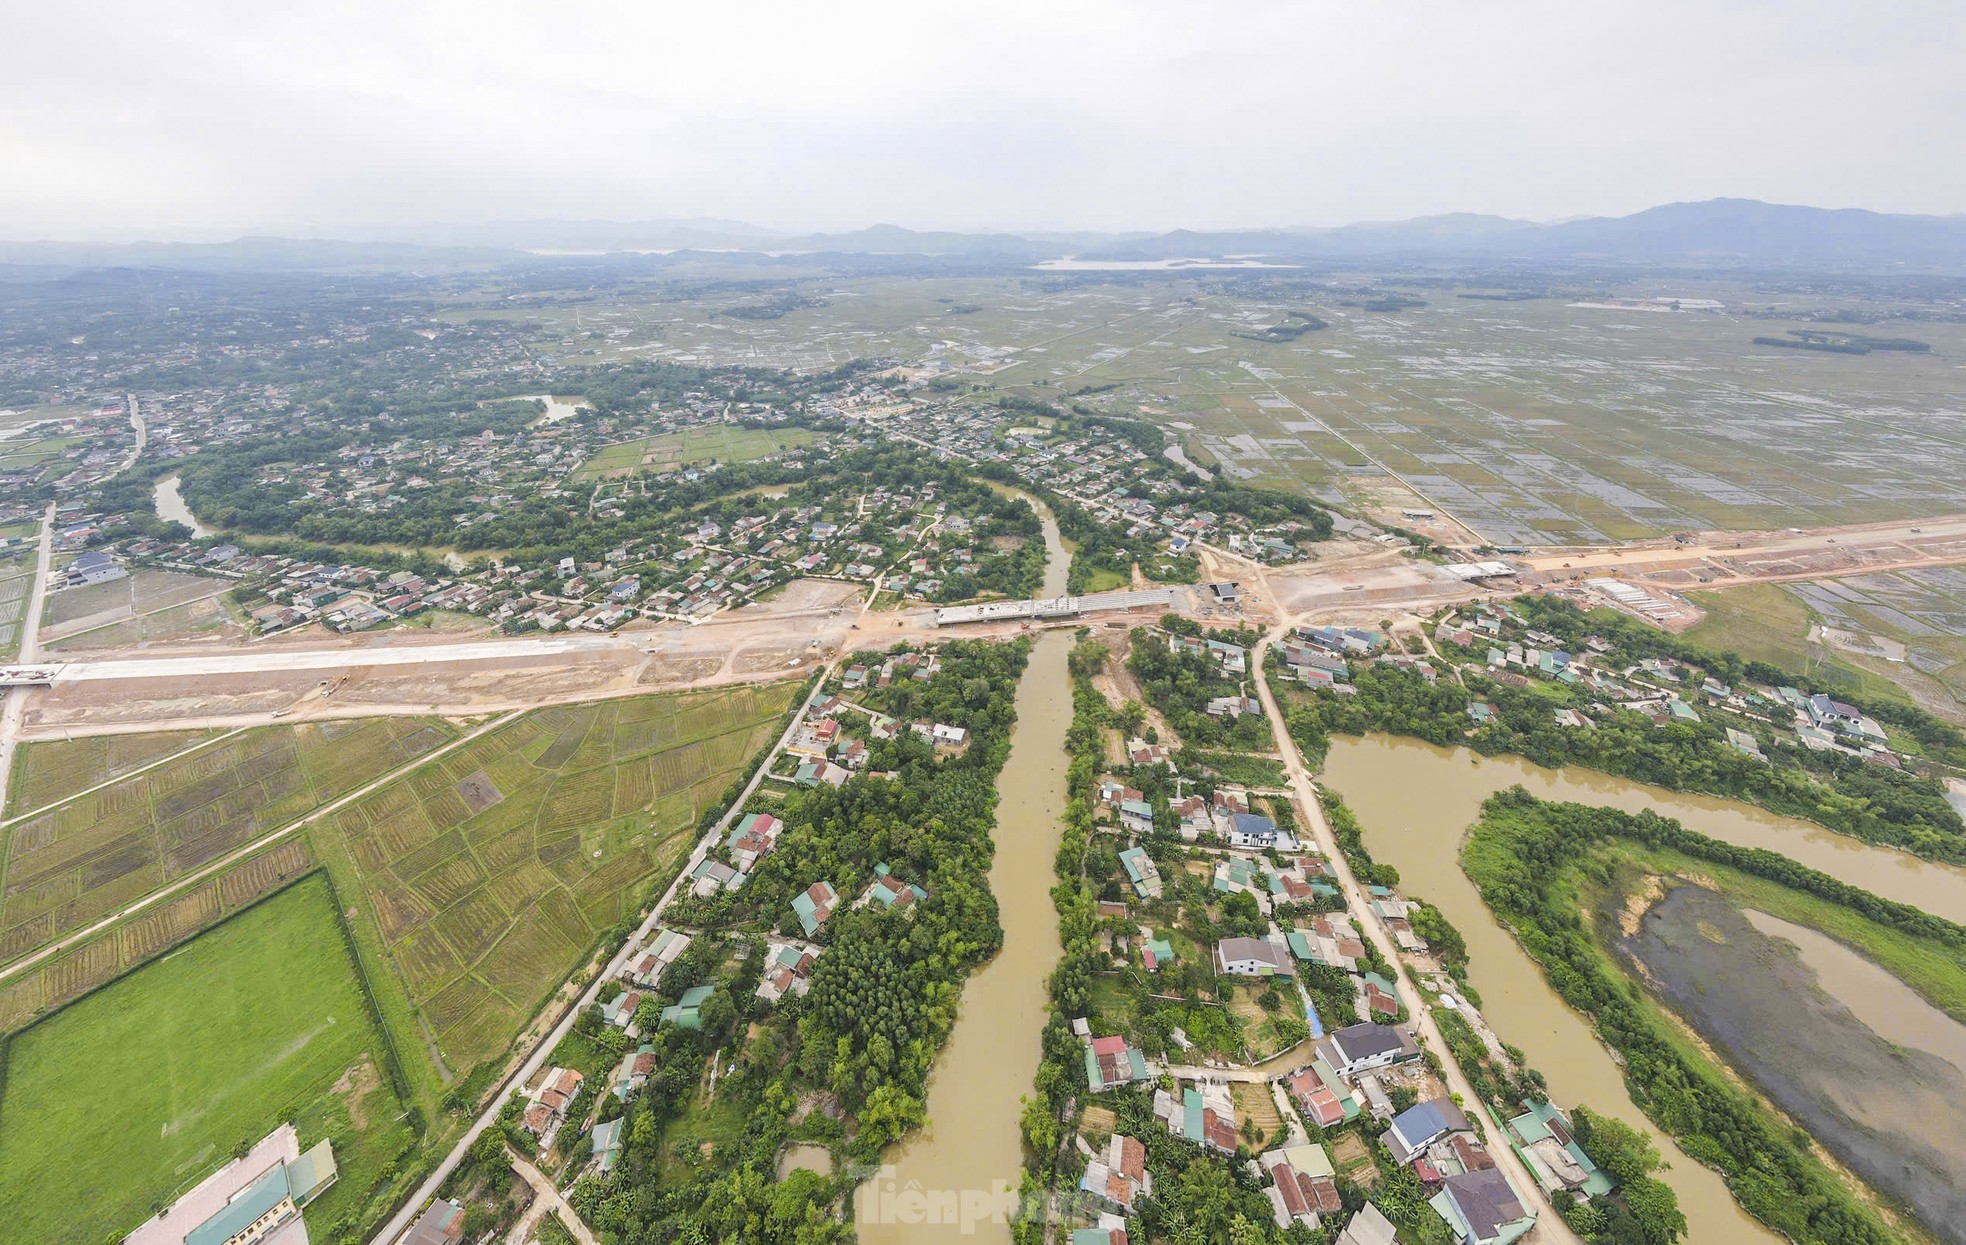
top-left (932, 587), bottom-right (1179, 627)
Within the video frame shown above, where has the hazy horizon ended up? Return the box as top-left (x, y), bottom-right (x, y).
top-left (7, 0), bottom-right (1965, 241)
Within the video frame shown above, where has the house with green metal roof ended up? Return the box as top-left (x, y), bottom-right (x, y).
top-left (791, 879), bottom-right (838, 936)
top-left (1142, 933), bottom-right (1175, 971)
top-left (661, 984), bottom-right (715, 1030)
top-left (1119, 846), bottom-right (1162, 898)
top-left (854, 863), bottom-right (928, 912)
top-left (1504, 1101), bottom-right (1614, 1198)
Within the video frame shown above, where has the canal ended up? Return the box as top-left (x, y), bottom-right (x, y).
top-left (1320, 732), bottom-right (1966, 1245)
top-left (856, 487), bottom-right (1071, 1244)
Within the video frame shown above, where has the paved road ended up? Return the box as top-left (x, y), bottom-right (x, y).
top-left (1252, 626), bottom-right (1582, 1245)
top-left (366, 673), bottom-right (828, 1245)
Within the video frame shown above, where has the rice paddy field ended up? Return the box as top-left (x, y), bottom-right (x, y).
top-left (314, 681), bottom-right (799, 1075)
top-left (1691, 565), bottom-right (1966, 722)
top-left (486, 272), bottom-right (1966, 546)
top-left (0, 873), bottom-right (411, 1245)
top-left (0, 519), bottom-right (37, 661)
top-left (0, 718), bottom-right (456, 976)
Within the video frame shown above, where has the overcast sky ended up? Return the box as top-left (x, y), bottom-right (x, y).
top-left (6, 0), bottom-right (1962, 240)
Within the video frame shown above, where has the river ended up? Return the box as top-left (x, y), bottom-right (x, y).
top-left (855, 489), bottom-right (1070, 1243)
top-left (1320, 736), bottom-right (1771, 1244)
top-left (152, 475), bottom-right (212, 539)
top-left (1321, 733), bottom-right (1966, 1244)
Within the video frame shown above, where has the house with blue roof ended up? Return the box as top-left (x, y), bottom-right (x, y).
top-left (1387, 1097), bottom-right (1471, 1165)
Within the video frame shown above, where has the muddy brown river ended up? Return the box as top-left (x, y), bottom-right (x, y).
top-left (1323, 733), bottom-right (1966, 1244)
top-left (855, 491), bottom-right (1071, 1244)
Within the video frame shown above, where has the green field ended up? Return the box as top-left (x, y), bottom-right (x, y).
top-left (1686, 581), bottom-right (1920, 709)
top-left (573, 425), bottom-right (814, 480)
top-left (0, 874), bottom-right (409, 1244)
top-left (316, 682), bottom-right (799, 1076)
top-left (0, 718), bottom-right (456, 974)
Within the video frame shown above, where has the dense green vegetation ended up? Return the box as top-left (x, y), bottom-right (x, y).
top-left (560, 640), bottom-right (1031, 1243)
top-left (1465, 790), bottom-right (1922, 1245)
top-left (1128, 621), bottom-right (1273, 751)
top-left (1277, 597), bottom-right (1966, 861)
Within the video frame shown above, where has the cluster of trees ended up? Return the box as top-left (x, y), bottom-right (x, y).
top-left (1464, 790), bottom-right (1910, 1245)
top-left (554, 643), bottom-right (1031, 1243)
top-left (1127, 625), bottom-right (1273, 750)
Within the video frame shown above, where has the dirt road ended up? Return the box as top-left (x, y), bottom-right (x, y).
top-left (0, 505), bottom-right (57, 811)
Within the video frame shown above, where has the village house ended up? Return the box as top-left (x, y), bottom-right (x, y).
top-left (757, 941), bottom-right (819, 1004)
top-left (1078, 1133), bottom-right (1153, 1214)
top-left (610, 1043), bottom-right (657, 1101)
top-left (1429, 1169), bottom-right (1536, 1245)
top-left (1386, 1098), bottom-right (1472, 1165)
top-left (523, 1066), bottom-right (585, 1140)
top-left (1316, 1022), bottom-right (1421, 1078)
top-left (854, 863), bottom-right (927, 912)
top-left (628, 928), bottom-right (691, 988)
top-left (1118, 846), bottom-right (1162, 898)
top-left (1214, 934), bottom-right (1295, 977)
top-left (1083, 1033), bottom-right (1154, 1092)
top-left (1152, 1081), bottom-right (1238, 1153)
top-left (792, 880), bottom-right (839, 936)
top-left (1284, 1058), bottom-right (1362, 1127)
top-left (1260, 1143), bottom-right (1344, 1229)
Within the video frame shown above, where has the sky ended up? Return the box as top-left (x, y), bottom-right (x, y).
top-left (5, 0), bottom-right (1963, 240)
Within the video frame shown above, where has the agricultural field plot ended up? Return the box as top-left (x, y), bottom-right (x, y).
top-left (527, 274), bottom-right (1966, 546)
top-left (957, 282), bottom-right (1966, 545)
top-left (41, 568), bottom-right (236, 644)
top-left (0, 568), bottom-right (26, 661)
top-left (1694, 565), bottom-right (1966, 721)
top-left (5, 727), bottom-right (225, 817)
top-left (0, 873), bottom-right (411, 1245)
top-left (0, 837), bottom-right (317, 1033)
top-left (574, 424), bottom-right (815, 480)
top-left (0, 717), bottom-right (455, 969)
top-left (317, 680), bottom-right (799, 1073)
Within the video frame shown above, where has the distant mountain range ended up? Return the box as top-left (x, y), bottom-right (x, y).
top-left (5, 199), bottom-right (1964, 272)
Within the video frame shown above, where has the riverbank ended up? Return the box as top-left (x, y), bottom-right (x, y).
top-left (1462, 790), bottom-right (1937, 1245)
top-left (1321, 737), bottom-right (1785, 1245)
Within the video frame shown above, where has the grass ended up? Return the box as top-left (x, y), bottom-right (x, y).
top-left (1078, 565), bottom-right (1130, 593)
top-left (572, 426), bottom-right (814, 480)
top-left (1686, 582), bottom-right (1914, 706)
top-left (0, 874), bottom-right (409, 1244)
top-left (316, 682), bottom-right (800, 1081)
